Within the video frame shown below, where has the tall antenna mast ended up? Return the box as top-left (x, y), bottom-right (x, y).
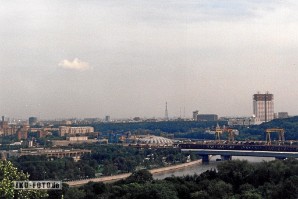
top-left (165, 102), bottom-right (169, 120)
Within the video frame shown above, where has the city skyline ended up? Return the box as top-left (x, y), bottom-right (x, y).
top-left (1, 1), bottom-right (298, 119)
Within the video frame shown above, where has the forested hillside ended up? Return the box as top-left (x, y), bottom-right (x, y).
top-left (91, 117), bottom-right (298, 141)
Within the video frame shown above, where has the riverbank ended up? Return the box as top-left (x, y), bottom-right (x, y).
top-left (66, 159), bottom-right (202, 187)
top-left (149, 159), bottom-right (202, 175)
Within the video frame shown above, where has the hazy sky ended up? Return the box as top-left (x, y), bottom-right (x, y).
top-left (1, 0), bottom-right (298, 119)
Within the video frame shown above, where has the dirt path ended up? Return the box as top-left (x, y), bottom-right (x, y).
top-left (66, 159), bottom-right (202, 187)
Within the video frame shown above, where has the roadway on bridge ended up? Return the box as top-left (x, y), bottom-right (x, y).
top-left (181, 149), bottom-right (298, 158)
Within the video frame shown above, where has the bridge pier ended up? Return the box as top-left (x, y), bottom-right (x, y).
top-left (275, 157), bottom-right (286, 160)
top-left (221, 155), bottom-right (232, 161)
top-left (201, 155), bottom-right (210, 163)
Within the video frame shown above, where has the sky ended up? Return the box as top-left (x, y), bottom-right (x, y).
top-left (1, 0), bottom-right (298, 119)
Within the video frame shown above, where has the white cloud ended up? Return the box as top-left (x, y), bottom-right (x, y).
top-left (58, 58), bottom-right (91, 71)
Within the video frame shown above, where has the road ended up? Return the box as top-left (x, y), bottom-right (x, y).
top-left (65, 159), bottom-right (202, 187)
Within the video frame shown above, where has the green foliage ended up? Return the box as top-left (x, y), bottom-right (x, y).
top-left (62, 159), bottom-right (298, 199)
top-left (217, 160), bottom-right (254, 191)
top-left (0, 160), bottom-right (47, 199)
top-left (126, 170), bottom-right (153, 184)
top-left (64, 187), bottom-right (86, 199)
top-left (10, 144), bottom-right (192, 182)
top-left (241, 116), bottom-right (298, 140)
top-left (11, 156), bottom-right (96, 181)
top-left (93, 121), bottom-right (227, 134)
top-left (91, 117), bottom-right (298, 141)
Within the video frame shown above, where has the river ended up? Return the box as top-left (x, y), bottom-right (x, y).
top-left (153, 156), bottom-right (275, 180)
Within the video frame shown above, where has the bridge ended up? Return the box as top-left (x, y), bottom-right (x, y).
top-left (179, 143), bottom-right (298, 163)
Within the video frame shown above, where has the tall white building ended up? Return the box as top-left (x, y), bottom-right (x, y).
top-left (253, 92), bottom-right (274, 123)
top-left (192, 110), bottom-right (198, 121)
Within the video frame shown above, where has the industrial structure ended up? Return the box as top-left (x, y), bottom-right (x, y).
top-left (165, 102), bottom-right (169, 120)
top-left (223, 128), bottom-right (239, 142)
top-left (265, 128), bottom-right (285, 145)
top-left (214, 124), bottom-right (223, 141)
top-left (180, 127), bottom-right (288, 162)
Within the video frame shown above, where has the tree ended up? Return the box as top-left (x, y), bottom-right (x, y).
top-left (0, 160), bottom-right (47, 199)
top-left (241, 191), bottom-right (263, 199)
top-left (207, 180), bottom-right (233, 199)
top-left (102, 163), bottom-right (117, 176)
top-left (64, 187), bottom-right (86, 199)
top-left (126, 169), bottom-right (153, 184)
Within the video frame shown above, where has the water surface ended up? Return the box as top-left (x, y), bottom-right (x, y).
top-left (153, 156), bottom-right (274, 180)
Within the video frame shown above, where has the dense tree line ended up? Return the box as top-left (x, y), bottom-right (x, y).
top-left (11, 155), bottom-right (96, 181)
top-left (61, 159), bottom-right (298, 199)
top-left (10, 144), bottom-right (196, 181)
top-left (90, 117), bottom-right (298, 141)
top-left (93, 121), bottom-right (227, 134)
top-left (241, 116), bottom-right (298, 141)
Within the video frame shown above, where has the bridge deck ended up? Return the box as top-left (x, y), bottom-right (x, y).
top-left (181, 149), bottom-right (298, 158)
top-left (179, 143), bottom-right (298, 152)
top-left (179, 143), bottom-right (298, 159)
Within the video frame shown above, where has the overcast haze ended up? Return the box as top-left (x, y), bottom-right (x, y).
top-left (1, 0), bottom-right (298, 119)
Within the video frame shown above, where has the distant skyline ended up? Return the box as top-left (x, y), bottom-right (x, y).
top-left (1, 1), bottom-right (298, 119)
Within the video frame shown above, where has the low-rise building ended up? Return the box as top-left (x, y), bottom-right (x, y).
top-left (52, 137), bottom-right (106, 146)
top-left (59, 126), bottom-right (94, 136)
top-left (228, 116), bottom-right (259, 126)
top-left (67, 136), bottom-right (88, 141)
top-left (278, 112), bottom-right (289, 119)
top-left (197, 114), bottom-right (218, 121)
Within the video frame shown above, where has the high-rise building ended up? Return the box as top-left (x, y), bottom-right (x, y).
top-left (17, 125), bottom-right (29, 140)
top-left (105, 116), bottom-right (110, 122)
top-left (253, 92), bottom-right (274, 123)
top-left (193, 110), bottom-right (199, 121)
top-left (29, 117), bottom-right (38, 126)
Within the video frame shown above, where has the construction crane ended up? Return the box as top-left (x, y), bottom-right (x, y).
top-left (265, 128), bottom-right (285, 145)
top-left (223, 128), bottom-right (239, 142)
top-left (215, 124), bottom-right (223, 141)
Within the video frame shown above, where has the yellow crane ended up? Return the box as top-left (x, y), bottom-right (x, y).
top-left (224, 128), bottom-right (239, 142)
top-left (215, 124), bottom-right (223, 141)
top-left (265, 128), bottom-right (285, 145)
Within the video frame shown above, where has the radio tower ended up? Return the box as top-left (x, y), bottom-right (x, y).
top-left (165, 102), bottom-right (169, 120)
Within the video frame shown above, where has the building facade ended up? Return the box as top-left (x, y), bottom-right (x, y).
top-left (228, 117), bottom-right (258, 126)
top-left (193, 110), bottom-right (199, 121)
top-left (253, 93), bottom-right (274, 122)
top-left (29, 117), bottom-right (38, 126)
top-left (105, 116), bottom-right (110, 122)
top-left (197, 114), bottom-right (218, 121)
top-left (278, 112), bottom-right (289, 119)
top-left (0, 116), bottom-right (18, 136)
top-left (59, 126), bottom-right (94, 136)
